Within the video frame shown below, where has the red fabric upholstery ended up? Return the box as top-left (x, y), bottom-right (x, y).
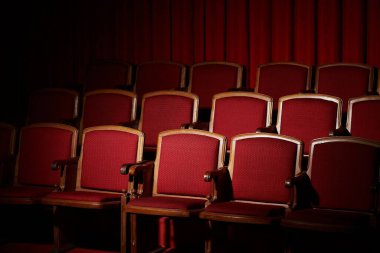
top-left (190, 63), bottom-right (241, 108)
top-left (279, 96), bottom-right (339, 154)
top-left (43, 191), bottom-right (120, 202)
top-left (316, 64), bottom-right (372, 112)
top-left (135, 62), bottom-right (185, 103)
top-left (128, 196), bottom-right (206, 210)
top-left (0, 186), bottom-right (54, 198)
top-left (80, 129), bottom-right (140, 192)
top-left (212, 94), bottom-right (270, 149)
top-left (204, 201), bottom-right (285, 217)
top-left (309, 139), bottom-right (379, 211)
top-left (84, 60), bottom-right (132, 92)
top-left (0, 123), bottom-right (14, 160)
top-left (348, 97), bottom-right (380, 142)
top-left (82, 91), bottom-right (135, 129)
top-left (18, 125), bottom-right (75, 186)
top-left (156, 132), bottom-right (222, 197)
top-left (232, 136), bottom-right (298, 204)
top-left (141, 93), bottom-right (196, 147)
top-left (256, 63), bottom-right (310, 109)
top-left (27, 89), bottom-right (78, 124)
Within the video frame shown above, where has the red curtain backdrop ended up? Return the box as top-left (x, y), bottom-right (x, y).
top-left (17, 0), bottom-right (380, 90)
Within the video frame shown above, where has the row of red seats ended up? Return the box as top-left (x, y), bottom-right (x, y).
top-left (0, 124), bottom-right (379, 252)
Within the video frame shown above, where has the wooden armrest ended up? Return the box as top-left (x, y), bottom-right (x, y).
top-left (61, 117), bottom-right (81, 128)
top-left (329, 126), bottom-right (351, 136)
top-left (285, 171), bottom-right (319, 209)
top-left (301, 89), bottom-right (315, 94)
top-left (120, 160), bottom-right (155, 199)
top-left (204, 166), bottom-right (232, 203)
top-left (182, 121), bottom-right (209, 130)
top-left (115, 84), bottom-right (134, 91)
top-left (256, 125), bottom-right (278, 134)
top-left (120, 119), bottom-right (139, 129)
top-left (51, 157), bottom-right (79, 192)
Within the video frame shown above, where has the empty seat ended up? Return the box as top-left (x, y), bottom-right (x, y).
top-left (0, 122), bottom-right (16, 186)
top-left (346, 95), bottom-right (380, 142)
top-left (255, 62), bottom-right (312, 111)
top-left (27, 88), bottom-right (79, 125)
top-left (83, 59), bottom-right (133, 92)
top-left (281, 136), bottom-right (380, 252)
top-left (188, 62), bottom-right (243, 118)
top-left (134, 61), bottom-right (186, 105)
top-left (200, 133), bottom-right (303, 253)
top-left (41, 126), bottom-right (144, 252)
top-left (138, 91), bottom-right (199, 159)
top-left (315, 63), bottom-right (374, 112)
top-left (121, 129), bottom-right (226, 253)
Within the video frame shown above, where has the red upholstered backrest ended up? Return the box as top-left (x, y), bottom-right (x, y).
top-left (0, 123), bottom-right (15, 160)
top-left (82, 90), bottom-right (136, 129)
top-left (230, 134), bottom-right (302, 204)
top-left (348, 97), bottom-right (380, 142)
top-left (316, 64), bottom-right (372, 112)
top-left (80, 127), bottom-right (143, 192)
top-left (28, 89), bottom-right (79, 124)
top-left (309, 137), bottom-right (380, 211)
top-left (135, 61), bottom-right (185, 104)
top-left (155, 130), bottom-right (225, 197)
top-left (256, 63), bottom-right (311, 109)
top-left (278, 95), bottom-right (341, 154)
top-left (211, 93), bottom-right (272, 149)
top-left (140, 92), bottom-right (197, 148)
top-left (17, 124), bottom-right (77, 186)
top-left (84, 61), bottom-right (132, 92)
top-left (190, 62), bottom-right (242, 109)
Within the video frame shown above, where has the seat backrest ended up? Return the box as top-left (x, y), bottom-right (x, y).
top-left (78, 126), bottom-right (144, 192)
top-left (0, 123), bottom-right (16, 161)
top-left (189, 62), bottom-right (243, 109)
top-left (229, 133), bottom-right (303, 205)
top-left (135, 61), bottom-right (186, 105)
top-left (255, 62), bottom-right (311, 110)
top-left (153, 129), bottom-right (226, 198)
top-left (315, 63), bottom-right (374, 112)
top-left (210, 92), bottom-right (273, 149)
top-left (139, 91), bottom-right (199, 149)
top-left (84, 60), bottom-right (133, 92)
top-left (81, 89), bottom-right (137, 130)
top-left (27, 88), bottom-right (79, 125)
top-left (16, 123), bottom-right (77, 187)
top-left (346, 96), bottom-right (380, 142)
top-left (308, 137), bottom-right (380, 212)
top-left (277, 94), bottom-right (342, 155)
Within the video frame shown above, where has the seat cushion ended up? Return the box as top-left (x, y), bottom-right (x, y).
top-left (128, 196), bottom-right (206, 210)
top-left (0, 186), bottom-right (54, 198)
top-left (43, 191), bottom-right (121, 202)
top-left (205, 201), bottom-right (286, 217)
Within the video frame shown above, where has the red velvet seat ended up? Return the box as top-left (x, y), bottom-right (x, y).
top-left (0, 122), bottom-right (16, 186)
top-left (41, 126), bottom-right (144, 251)
top-left (346, 95), bottom-right (380, 142)
top-left (315, 63), bottom-right (374, 113)
top-left (199, 133), bottom-right (303, 253)
top-left (281, 137), bottom-right (380, 252)
top-left (0, 123), bottom-right (78, 204)
top-left (138, 91), bottom-right (199, 159)
top-left (83, 59), bottom-right (133, 92)
top-left (27, 88), bottom-right (79, 125)
top-left (134, 61), bottom-right (186, 105)
top-left (121, 129), bottom-right (226, 253)
top-left (255, 62), bottom-right (312, 111)
top-left (188, 62), bottom-right (243, 117)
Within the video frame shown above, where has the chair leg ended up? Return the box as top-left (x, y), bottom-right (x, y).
top-left (130, 213), bottom-right (138, 253)
top-left (205, 220), bottom-right (212, 253)
top-left (121, 201), bottom-right (127, 253)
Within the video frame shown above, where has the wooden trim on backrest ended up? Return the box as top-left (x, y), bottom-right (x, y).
top-left (276, 93), bottom-right (343, 133)
top-left (188, 61), bottom-right (243, 92)
top-left (138, 90), bottom-right (199, 131)
top-left (14, 123), bottom-right (78, 186)
top-left (134, 61), bottom-right (187, 91)
top-left (314, 63), bottom-right (374, 93)
top-left (76, 125), bottom-right (144, 193)
top-left (254, 62), bottom-right (312, 93)
top-left (346, 95), bottom-right (380, 132)
top-left (152, 129), bottom-right (227, 198)
top-left (209, 91), bottom-right (273, 132)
